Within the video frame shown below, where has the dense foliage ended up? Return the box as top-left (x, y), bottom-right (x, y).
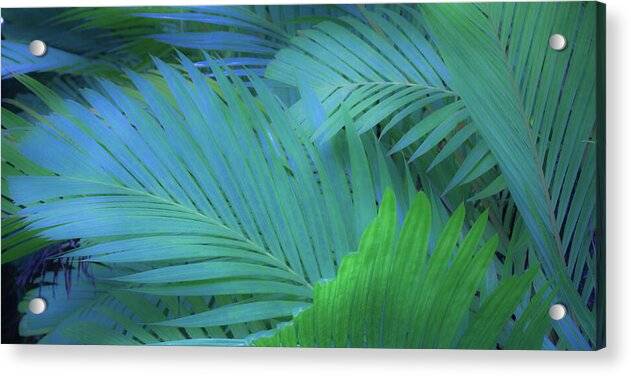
top-left (1, 2), bottom-right (602, 350)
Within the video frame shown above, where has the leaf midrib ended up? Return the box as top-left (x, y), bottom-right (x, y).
top-left (33, 174), bottom-right (313, 289)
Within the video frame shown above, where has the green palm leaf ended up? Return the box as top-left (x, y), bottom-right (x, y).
top-left (252, 190), bottom-right (549, 349)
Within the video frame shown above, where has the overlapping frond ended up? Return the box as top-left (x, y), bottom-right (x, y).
top-left (4, 56), bottom-right (414, 339)
top-left (421, 2), bottom-right (601, 347)
top-left (252, 190), bottom-right (550, 349)
top-left (264, 5), bottom-right (504, 199)
top-left (1, 2), bottom-right (602, 350)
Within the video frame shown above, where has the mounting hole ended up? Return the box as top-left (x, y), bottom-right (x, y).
top-left (29, 40), bottom-right (48, 57)
top-left (549, 34), bottom-right (567, 51)
top-left (548, 303), bottom-right (567, 320)
top-left (28, 297), bottom-right (47, 315)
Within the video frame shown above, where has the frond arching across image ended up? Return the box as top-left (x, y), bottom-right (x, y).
top-left (1, 1), bottom-right (605, 350)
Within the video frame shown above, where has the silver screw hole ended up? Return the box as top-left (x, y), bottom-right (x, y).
top-left (28, 297), bottom-right (47, 315)
top-left (549, 34), bottom-right (567, 51)
top-left (548, 303), bottom-right (567, 321)
top-left (29, 40), bottom-right (48, 57)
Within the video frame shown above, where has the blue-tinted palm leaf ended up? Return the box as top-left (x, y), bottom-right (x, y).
top-left (19, 266), bottom-right (270, 344)
top-left (1, 109), bottom-right (56, 263)
top-left (1, 41), bottom-right (89, 79)
top-left (265, 5), bottom-right (503, 198)
top-left (4, 56), bottom-right (412, 339)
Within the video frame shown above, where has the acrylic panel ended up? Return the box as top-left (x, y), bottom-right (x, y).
top-left (0, 2), bottom-right (606, 350)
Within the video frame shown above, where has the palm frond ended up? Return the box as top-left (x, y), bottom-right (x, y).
top-left (421, 2), bottom-right (600, 346)
top-left (264, 5), bottom-right (503, 199)
top-left (19, 266), bottom-right (268, 344)
top-left (0, 2), bottom-right (603, 350)
top-left (2, 108), bottom-right (56, 263)
top-left (1, 41), bottom-right (91, 79)
top-left (252, 190), bottom-right (549, 349)
top-left (5, 56), bottom-right (414, 337)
